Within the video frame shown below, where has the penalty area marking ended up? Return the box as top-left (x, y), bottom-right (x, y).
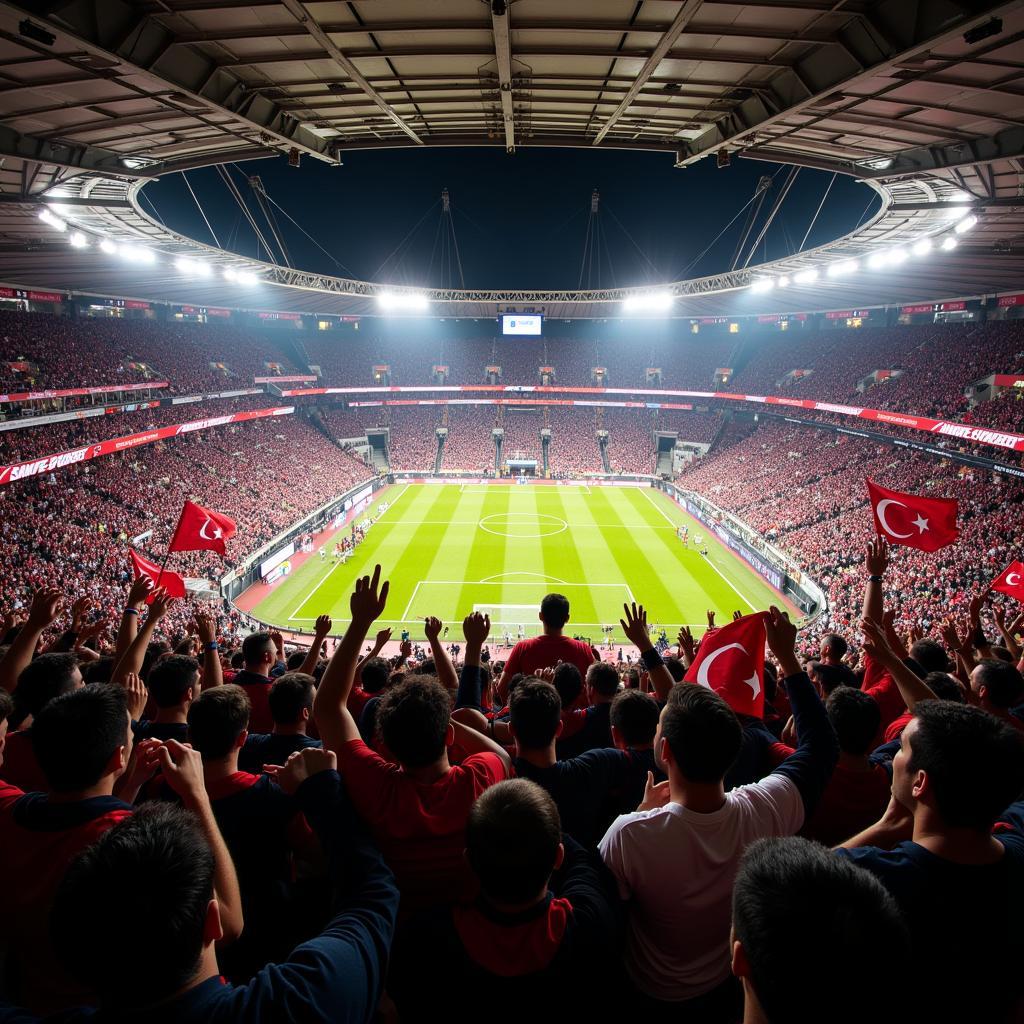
top-left (479, 571), bottom-right (570, 584)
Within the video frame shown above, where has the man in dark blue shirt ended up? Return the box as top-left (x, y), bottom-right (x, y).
top-left (239, 672), bottom-right (321, 773)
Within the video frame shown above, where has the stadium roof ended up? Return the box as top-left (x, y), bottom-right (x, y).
top-left (0, 0), bottom-right (1021, 316)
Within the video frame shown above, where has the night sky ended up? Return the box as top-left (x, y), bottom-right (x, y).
top-left (145, 147), bottom-right (878, 290)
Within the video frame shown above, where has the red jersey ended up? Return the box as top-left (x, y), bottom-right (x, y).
top-left (504, 634), bottom-right (596, 682)
top-left (337, 739), bottom-right (508, 910)
top-left (800, 763), bottom-right (891, 847)
top-left (232, 671), bottom-right (274, 734)
top-left (0, 728), bottom-right (48, 793)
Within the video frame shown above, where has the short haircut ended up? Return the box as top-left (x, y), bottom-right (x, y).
top-left (539, 593), bottom-right (570, 629)
top-left (285, 651), bottom-right (306, 671)
top-left (359, 656), bottom-right (391, 694)
top-left (83, 657), bottom-right (115, 686)
top-left (661, 684), bottom-right (742, 783)
top-left (466, 779), bottom-right (561, 904)
top-left (923, 671), bottom-right (965, 704)
top-left (908, 701), bottom-right (1024, 830)
top-left (187, 685), bottom-right (250, 760)
top-left (268, 672), bottom-right (315, 725)
top-left (241, 631), bottom-right (275, 665)
top-left (733, 837), bottom-right (908, 1024)
top-left (821, 633), bottom-right (849, 660)
top-left (15, 653), bottom-right (80, 718)
top-left (0, 689), bottom-right (13, 725)
top-left (141, 640), bottom-right (171, 681)
top-left (611, 689), bottom-right (660, 747)
top-left (32, 685), bottom-right (129, 793)
top-left (148, 655), bottom-right (200, 709)
top-left (809, 661), bottom-right (858, 696)
top-left (229, 651), bottom-right (245, 670)
top-left (973, 659), bottom-right (1024, 709)
top-left (826, 687), bottom-right (881, 756)
top-left (909, 638), bottom-right (949, 673)
top-left (377, 675), bottom-right (451, 768)
top-left (663, 656), bottom-right (686, 683)
top-left (510, 680), bottom-right (562, 750)
top-left (552, 662), bottom-right (583, 708)
top-left (586, 661), bottom-right (621, 698)
top-left (52, 803), bottom-right (214, 1008)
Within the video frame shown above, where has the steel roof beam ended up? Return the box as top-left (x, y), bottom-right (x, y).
top-left (490, 0), bottom-right (515, 152)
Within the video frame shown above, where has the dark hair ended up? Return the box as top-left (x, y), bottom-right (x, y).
top-left (505, 673), bottom-right (527, 702)
top-left (821, 633), bottom-right (849, 661)
top-left (552, 662), bottom-right (583, 708)
top-left (0, 689), bottom-right (13, 726)
top-left (907, 701), bottom-right (1024, 830)
top-left (230, 651), bottom-right (245, 670)
top-left (15, 653), bottom-right (80, 718)
top-left (148, 655), bottom-right (200, 709)
top-left (141, 640), bottom-right (171, 682)
top-left (611, 689), bottom-right (660, 747)
top-left (510, 680), bottom-right (562, 750)
top-left (52, 803), bottom-right (214, 1008)
top-left (418, 657), bottom-right (437, 676)
top-left (923, 671), bottom-right (964, 703)
top-left (82, 656), bottom-right (115, 686)
top-left (466, 779), bottom-right (561, 904)
top-left (241, 631), bottom-right (275, 666)
top-left (32, 685), bottom-right (129, 793)
top-left (539, 593), bottom-right (570, 629)
top-left (733, 837), bottom-right (908, 1024)
top-left (359, 656), bottom-right (391, 694)
top-left (809, 661), bottom-right (858, 696)
top-left (909, 638), bottom-right (949, 673)
top-left (973, 659), bottom-right (1024, 710)
top-left (285, 650), bottom-right (306, 671)
top-left (377, 675), bottom-right (451, 767)
top-left (826, 687), bottom-right (881, 756)
top-left (586, 661), bottom-right (621, 698)
top-left (187, 685), bottom-right (250, 760)
top-left (663, 656), bottom-right (686, 683)
top-left (268, 671), bottom-right (315, 725)
top-left (661, 684), bottom-right (742, 783)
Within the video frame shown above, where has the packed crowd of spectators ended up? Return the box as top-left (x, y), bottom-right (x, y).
top-left (386, 408), bottom-right (442, 472)
top-left (546, 408), bottom-right (604, 474)
top-left (441, 406), bottom-right (497, 473)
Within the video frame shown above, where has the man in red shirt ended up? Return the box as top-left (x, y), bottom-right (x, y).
top-left (231, 632), bottom-right (285, 733)
top-left (314, 565), bottom-right (513, 912)
top-left (498, 594), bottom-right (597, 702)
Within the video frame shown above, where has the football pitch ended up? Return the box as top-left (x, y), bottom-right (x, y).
top-left (249, 482), bottom-right (795, 643)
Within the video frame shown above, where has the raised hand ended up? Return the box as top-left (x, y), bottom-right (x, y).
top-left (264, 747), bottom-right (337, 795)
top-left (192, 610), bottom-right (216, 646)
top-left (269, 631), bottom-right (285, 658)
top-left (706, 610), bottom-right (716, 629)
top-left (865, 536), bottom-right (890, 577)
top-left (732, 609), bottom-right (743, 622)
top-left (315, 614), bottom-right (333, 638)
top-left (26, 587), bottom-right (63, 630)
top-left (859, 616), bottom-right (898, 666)
top-left (156, 740), bottom-right (208, 807)
top-left (462, 611), bottom-right (491, 647)
top-left (127, 576), bottom-right (153, 609)
top-left (69, 596), bottom-right (94, 633)
top-left (637, 770), bottom-right (672, 812)
top-left (677, 625), bottom-right (696, 662)
top-left (123, 671), bottom-right (149, 722)
top-left (372, 626), bottom-right (392, 652)
top-left (620, 602), bottom-right (653, 650)
top-left (146, 587), bottom-right (173, 624)
top-left (424, 616), bottom-right (443, 643)
top-left (400, 639), bottom-right (413, 661)
top-left (765, 606), bottom-right (799, 675)
top-left (350, 564), bottom-right (389, 627)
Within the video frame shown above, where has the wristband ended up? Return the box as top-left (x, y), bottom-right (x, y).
top-left (123, 607), bottom-right (140, 616)
top-left (640, 647), bottom-right (663, 670)
top-left (868, 574), bottom-right (883, 583)
top-left (205, 642), bottom-right (219, 652)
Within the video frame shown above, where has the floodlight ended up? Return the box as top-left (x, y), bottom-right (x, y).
top-left (793, 268), bottom-right (818, 285)
top-left (68, 231), bottom-right (88, 249)
top-left (941, 236), bottom-right (958, 251)
top-left (100, 239), bottom-right (117, 255)
top-left (377, 291), bottom-right (429, 312)
top-left (621, 292), bottom-right (673, 312)
top-left (954, 214), bottom-right (977, 234)
top-left (826, 259), bottom-right (858, 277)
top-left (911, 238), bottom-right (932, 257)
top-left (38, 209), bottom-right (66, 231)
top-left (750, 278), bottom-right (774, 293)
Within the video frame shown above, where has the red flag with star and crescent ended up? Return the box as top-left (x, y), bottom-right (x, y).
top-left (167, 500), bottom-right (237, 556)
top-left (684, 612), bottom-right (768, 718)
top-left (990, 561), bottom-right (1024, 603)
top-left (866, 478), bottom-right (958, 553)
top-left (128, 549), bottom-right (186, 600)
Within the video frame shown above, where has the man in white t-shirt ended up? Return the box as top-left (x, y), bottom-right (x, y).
top-left (598, 608), bottom-right (838, 1015)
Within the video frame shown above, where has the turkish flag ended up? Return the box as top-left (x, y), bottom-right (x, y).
top-left (168, 500), bottom-right (237, 556)
top-left (129, 549), bottom-right (186, 600)
top-left (990, 560), bottom-right (1024, 603)
top-left (684, 612), bottom-right (768, 718)
top-left (866, 478), bottom-right (958, 552)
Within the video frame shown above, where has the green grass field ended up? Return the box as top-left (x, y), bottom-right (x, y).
top-left (249, 482), bottom-right (795, 643)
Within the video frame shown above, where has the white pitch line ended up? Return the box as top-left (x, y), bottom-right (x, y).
top-left (400, 581), bottom-right (423, 622)
top-left (637, 486), bottom-right (758, 612)
top-left (288, 617), bottom-right (712, 629)
top-left (372, 482), bottom-right (411, 523)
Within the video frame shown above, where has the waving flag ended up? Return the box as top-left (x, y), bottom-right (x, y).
top-left (990, 560), bottom-right (1024, 603)
top-left (129, 549), bottom-right (186, 600)
top-left (168, 500), bottom-right (237, 556)
top-left (866, 478), bottom-right (958, 552)
top-left (684, 612), bottom-right (768, 718)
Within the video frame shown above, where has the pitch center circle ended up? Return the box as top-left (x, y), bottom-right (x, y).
top-left (478, 512), bottom-right (568, 538)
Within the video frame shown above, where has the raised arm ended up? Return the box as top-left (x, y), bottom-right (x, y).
top-left (193, 610), bottom-right (223, 690)
top-left (620, 602), bottom-right (673, 703)
top-left (300, 614), bottom-right (333, 677)
top-left (448, 717), bottom-right (513, 775)
top-left (0, 587), bottom-right (63, 693)
top-left (861, 536), bottom-right (889, 625)
top-left (313, 565), bottom-right (389, 753)
top-left (456, 612), bottom-right (491, 710)
top-left (110, 588), bottom-right (173, 686)
top-left (424, 616), bottom-right (458, 692)
top-left (993, 605), bottom-right (1023, 664)
top-left (115, 577), bottom-right (153, 660)
top-left (860, 617), bottom-right (937, 712)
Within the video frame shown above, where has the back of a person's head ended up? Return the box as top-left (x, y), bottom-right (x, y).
top-left (821, 632), bottom-right (849, 660)
top-left (826, 687), bottom-right (881, 755)
top-left (285, 650), bottom-right (306, 671)
top-left (52, 803), bottom-right (213, 1009)
top-left (359, 656), bottom-right (391, 694)
top-left (611, 689), bottom-right (660, 747)
top-left (661, 684), bottom-right (742, 783)
top-left (229, 651), bottom-right (245, 670)
top-left (83, 656), bottom-right (115, 685)
top-left (663, 656), bottom-right (686, 683)
top-left (467, 778), bottom-right (561, 904)
top-left (510, 679), bottom-right (561, 750)
top-left (552, 661), bottom-right (583, 708)
top-left (16, 652), bottom-right (80, 718)
top-left (378, 674), bottom-right (451, 767)
top-left (909, 638), bottom-right (950, 673)
top-left (148, 654), bottom-right (200, 709)
top-left (973, 659), bottom-right (1024, 710)
top-left (32, 685), bottom-right (128, 793)
top-left (417, 657), bottom-right (437, 677)
top-left (241, 631), bottom-right (274, 667)
top-left (810, 661), bottom-right (857, 696)
top-left (187, 684), bottom-right (250, 760)
top-left (0, 689), bottom-right (12, 727)
top-left (142, 639), bottom-right (171, 681)
top-left (268, 671), bottom-right (315, 725)
top-left (587, 661), bottom-right (621, 699)
top-left (924, 671), bottom-right (965, 703)
top-left (539, 593), bottom-right (570, 629)
top-left (733, 836), bottom-right (908, 1024)
top-left (907, 701), bottom-right (1024, 830)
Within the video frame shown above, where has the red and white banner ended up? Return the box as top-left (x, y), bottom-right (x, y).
top-left (347, 398), bottom-right (695, 410)
top-left (254, 374), bottom-right (318, 384)
top-left (0, 381), bottom-right (169, 404)
top-left (993, 375), bottom-right (1024, 388)
top-left (997, 293), bottom-right (1024, 308)
top-left (0, 406), bottom-right (295, 486)
top-left (257, 311), bottom-right (302, 321)
top-left (0, 288), bottom-right (65, 303)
